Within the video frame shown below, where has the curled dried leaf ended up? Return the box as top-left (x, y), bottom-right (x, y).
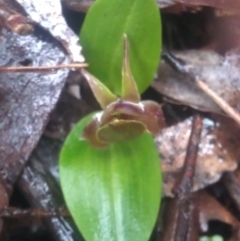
top-left (156, 116), bottom-right (240, 196)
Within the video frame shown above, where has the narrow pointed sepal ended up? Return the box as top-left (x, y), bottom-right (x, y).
top-left (121, 34), bottom-right (140, 103)
top-left (82, 69), bottom-right (118, 109)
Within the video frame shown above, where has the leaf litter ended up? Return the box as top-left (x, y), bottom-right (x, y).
top-left (0, 0), bottom-right (85, 239)
top-left (1, 0), bottom-right (240, 240)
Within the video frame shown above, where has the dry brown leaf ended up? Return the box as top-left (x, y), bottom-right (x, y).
top-left (62, 0), bottom-right (240, 13)
top-left (223, 168), bottom-right (240, 213)
top-left (197, 191), bottom-right (239, 232)
top-left (16, 0), bottom-right (83, 62)
top-left (208, 15), bottom-right (240, 52)
top-left (178, 0), bottom-right (240, 13)
top-left (153, 50), bottom-right (240, 115)
top-left (155, 116), bottom-right (240, 197)
top-left (0, 0), bottom-right (84, 190)
top-left (62, 0), bottom-right (176, 12)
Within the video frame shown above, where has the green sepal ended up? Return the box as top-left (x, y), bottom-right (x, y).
top-left (81, 69), bottom-right (118, 109)
top-left (121, 35), bottom-right (140, 103)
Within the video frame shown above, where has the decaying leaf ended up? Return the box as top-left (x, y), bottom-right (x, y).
top-left (209, 15), bottom-right (240, 52)
top-left (62, 0), bottom-right (93, 12)
top-left (197, 191), bottom-right (239, 232)
top-left (62, 0), bottom-right (240, 12)
top-left (160, 190), bottom-right (239, 240)
top-left (0, 0), bottom-right (34, 35)
top-left (15, 0), bottom-right (83, 62)
top-left (223, 168), bottom-right (240, 214)
top-left (176, 0), bottom-right (240, 13)
top-left (0, 182), bottom-right (9, 234)
top-left (18, 136), bottom-right (83, 241)
top-left (0, 0), bottom-right (84, 191)
top-left (0, 29), bottom-right (68, 190)
top-left (153, 50), bottom-right (240, 115)
top-left (156, 116), bottom-right (240, 197)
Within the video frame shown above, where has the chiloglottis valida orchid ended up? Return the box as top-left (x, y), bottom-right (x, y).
top-left (81, 35), bottom-right (165, 148)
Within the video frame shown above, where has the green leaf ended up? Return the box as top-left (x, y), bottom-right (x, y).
top-left (80, 0), bottom-right (161, 95)
top-left (60, 113), bottom-right (161, 241)
top-left (199, 235), bottom-right (223, 241)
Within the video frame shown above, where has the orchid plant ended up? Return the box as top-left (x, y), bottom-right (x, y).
top-left (81, 35), bottom-right (165, 148)
top-left (59, 0), bottom-right (163, 240)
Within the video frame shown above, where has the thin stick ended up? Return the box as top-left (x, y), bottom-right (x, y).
top-left (0, 207), bottom-right (69, 218)
top-left (0, 63), bottom-right (88, 73)
top-left (172, 114), bottom-right (202, 241)
top-left (162, 115), bottom-right (202, 241)
top-left (173, 114), bottom-right (203, 197)
top-left (196, 80), bottom-right (240, 126)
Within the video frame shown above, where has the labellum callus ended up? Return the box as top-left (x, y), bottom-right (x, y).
top-left (81, 35), bottom-right (165, 148)
top-left (97, 120), bottom-right (147, 143)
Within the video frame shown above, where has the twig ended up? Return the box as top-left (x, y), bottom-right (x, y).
top-left (173, 114), bottom-right (203, 197)
top-left (196, 80), bottom-right (240, 126)
top-left (161, 114), bottom-right (202, 241)
top-left (0, 63), bottom-right (88, 73)
top-left (0, 207), bottom-right (69, 218)
top-left (173, 114), bottom-right (202, 241)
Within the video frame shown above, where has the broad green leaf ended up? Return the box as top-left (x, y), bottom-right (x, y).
top-left (60, 113), bottom-right (161, 241)
top-left (80, 0), bottom-right (161, 95)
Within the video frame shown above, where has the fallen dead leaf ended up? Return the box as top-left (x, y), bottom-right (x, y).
top-left (197, 190), bottom-right (239, 232)
top-left (62, 0), bottom-right (240, 13)
top-left (16, 0), bottom-right (83, 62)
top-left (223, 168), bottom-right (240, 214)
top-left (153, 50), bottom-right (240, 115)
top-left (177, 0), bottom-right (240, 13)
top-left (155, 116), bottom-right (240, 197)
top-left (0, 0), bottom-right (84, 192)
